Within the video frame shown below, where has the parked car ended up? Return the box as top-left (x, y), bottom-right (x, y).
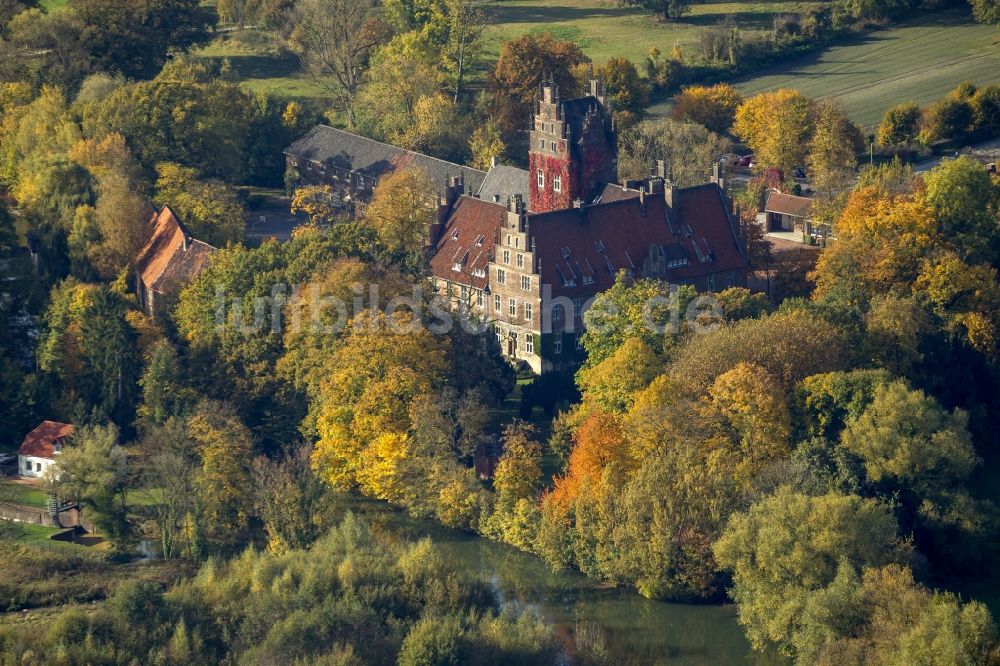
top-left (738, 155), bottom-right (753, 167)
top-left (0, 453), bottom-right (15, 465)
top-left (793, 167), bottom-right (807, 178)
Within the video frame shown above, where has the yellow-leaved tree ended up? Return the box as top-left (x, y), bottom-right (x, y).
top-left (312, 309), bottom-right (449, 489)
top-left (733, 89), bottom-right (814, 175)
top-left (364, 168), bottom-right (438, 254)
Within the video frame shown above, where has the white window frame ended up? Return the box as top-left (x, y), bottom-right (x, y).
top-left (496, 268), bottom-right (506, 285)
top-left (553, 173), bottom-right (562, 193)
top-left (525, 335), bottom-right (534, 354)
top-left (525, 303), bottom-right (533, 322)
top-left (509, 298), bottom-right (517, 317)
top-left (554, 337), bottom-right (562, 354)
top-left (494, 294), bottom-right (501, 312)
top-left (516, 253), bottom-right (524, 268)
top-left (521, 275), bottom-right (531, 291)
top-left (537, 169), bottom-right (545, 189)
top-left (503, 250), bottom-right (510, 264)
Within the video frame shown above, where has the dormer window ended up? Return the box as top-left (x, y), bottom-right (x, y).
top-left (475, 235), bottom-right (484, 247)
top-left (451, 229), bottom-right (460, 240)
top-left (561, 247), bottom-right (571, 260)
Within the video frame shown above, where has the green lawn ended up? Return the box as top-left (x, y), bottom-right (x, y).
top-left (484, 0), bottom-right (822, 65)
top-left (191, 37), bottom-right (329, 101)
top-left (721, 10), bottom-right (1000, 130)
top-left (0, 481), bottom-right (49, 509)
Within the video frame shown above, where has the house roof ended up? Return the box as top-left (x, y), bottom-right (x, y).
top-left (429, 196), bottom-right (507, 290)
top-left (134, 207), bottom-right (216, 296)
top-left (17, 421), bottom-right (73, 459)
top-left (476, 165), bottom-right (529, 207)
top-left (529, 182), bottom-right (746, 298)
top-left (429, 181), bottom-right (747, 298)
top-left (765, 191), bottom-right (813, 218)
top-left (285, 125), bottom-right (487, 195)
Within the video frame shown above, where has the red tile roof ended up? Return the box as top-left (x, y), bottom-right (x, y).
top-left (765, 191), bottom-right (813, 218)
top-left (530, 183), bottom-right (746, 297)
top-left (429, 196), bottom-right (507, 290)
top-left (134, 206), bottom-right (216, 295)
top-left (429, 183), bottom-right (746, 298)
top-left (17, 421), bottom-right (73, 459)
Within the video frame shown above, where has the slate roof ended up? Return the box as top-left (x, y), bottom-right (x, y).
top-left (134, 207), bottom-right (216, 296)
top-left (476, 165), bottom-right (529, 207)
top-left (285, 125), bottom-right (487, 195)
top-left (765, 191), bottom-right (813, 218)
top-left (18, 421), bottom-right (73, 459)
top-left (429, 197), bottom-right (507, 290)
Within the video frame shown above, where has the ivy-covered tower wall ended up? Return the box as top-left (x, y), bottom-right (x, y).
top-left (528, 77), bottom-right (617, 214)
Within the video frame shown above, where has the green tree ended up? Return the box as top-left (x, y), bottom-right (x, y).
top-left (580, 271), bottom-right (695, 365)
top-left (922, 156), bottom-right (1000, 264)
top-left (713, 486), bottom-right (903, 653)
top-left (71, 0), bottom-right (214, 79)
top-left (154, 162), bottom-right (245, 246)
top-left (252, 443), bottom-right (329, 554)
top-left (50, 423), bottom-right (132, 550)
top-left (970, 0), bottom-right (1000, 23)
top-left (617, 116), bottom-right (732, 185)
top-left (138, 339), bottom-right (195, 425)
top-left (877, 101), bottom-right (921, 148)
top-left (620, 0), bottom-right (690, 20)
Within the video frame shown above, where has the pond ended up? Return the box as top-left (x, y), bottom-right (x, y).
top-left (339, 495), bottom-right (782, 665)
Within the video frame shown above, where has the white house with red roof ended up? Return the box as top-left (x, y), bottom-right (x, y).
top-left (17, 421), bottom-right (73, 480)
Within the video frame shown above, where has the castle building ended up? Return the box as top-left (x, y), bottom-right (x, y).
top-left (428, 77), bottom-right (748, 374)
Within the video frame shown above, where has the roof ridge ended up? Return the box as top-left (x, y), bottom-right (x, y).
top-left (308, 125), bottom-right (486, 178)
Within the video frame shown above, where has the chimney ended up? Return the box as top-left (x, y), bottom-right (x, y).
top-left (664, 182), bottom-right (674, 210)
top-left (655, 160), bottom-right (667, 179)
top-left (711, 161), bottom-right (725, 191)
top-left (508, 194), bottom-right (526, 230)
top-left (572, 198), bottom-right (584, 209)
top-left (493, 193), bottom-right (500, 203)
top-left (490, 155), bottom-right (499, 168)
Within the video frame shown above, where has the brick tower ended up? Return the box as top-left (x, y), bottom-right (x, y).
top-left (527, 73), bottom-right (618, 213)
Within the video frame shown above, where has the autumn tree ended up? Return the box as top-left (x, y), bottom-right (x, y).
top-left (468, 118), bottom-right (506, 170)
top-left (877, 101), bottom-right (921, 148)
top-left (489, 33), bottom-right (588, 146)
top-left (618, 116), bottom-right (731, 184)
top-left (733, 89), bottom-right (815, 175)
top-left (592, 57), bottom-right (649, 120)
top-left (575, 337), bottom-right (662, 413)
top-left (363, 168), bottom-right (438, 254)
top-left (187, 400), bottom-right (254, 539)
top-left (922, 156), bottom-right (1000, 264)
top-left (290, 0), bottom-right (387, 127)
top-left (154, 162), bottom-right (246, 246)
top-left (672, 83), bottom-right (743, 134)
top-left (311, 310), bottom-right (449, 489)
top-left (807, 100), bottom-right (861, 203)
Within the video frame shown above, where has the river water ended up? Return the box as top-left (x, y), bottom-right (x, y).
top-left (339, 496), bottom-right (782, 665)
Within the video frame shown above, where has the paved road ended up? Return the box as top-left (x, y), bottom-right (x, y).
top-left (911, 138), bottom-right (1000, 173)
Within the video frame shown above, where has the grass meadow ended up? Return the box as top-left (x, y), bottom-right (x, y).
top-left (722, 9), bottom-right (1000, 130)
